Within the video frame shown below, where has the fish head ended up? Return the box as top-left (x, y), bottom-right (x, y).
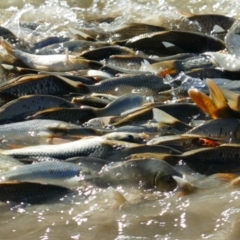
top-left (154, 171), bottom-right (177, 192)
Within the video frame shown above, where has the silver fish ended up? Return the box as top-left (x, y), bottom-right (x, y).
top-left (0, 161), bottom-right (81, 183)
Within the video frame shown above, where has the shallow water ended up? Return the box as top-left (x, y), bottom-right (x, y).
top-left (1, 0), bottom-right (240, 239)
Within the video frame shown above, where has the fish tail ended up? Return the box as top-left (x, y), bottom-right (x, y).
top-left (0, 37), bottom-right (15, 55)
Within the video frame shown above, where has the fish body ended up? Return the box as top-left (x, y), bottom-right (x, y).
top-left (187, 118), bottom-right (240, 142)
top-left (97, 158), bottom-right (181, 191)
top-left (0, 95), bottom-right (76, 124)
top-left (0, 137), bottom-right (131, 159)
top-left (0, 161), bottom-right (81, 183)
top-left (126, 30), bottom-right (225, 54)
top-left (0, 74), bottom-right (80, 98)
top-left (0, 38), bottom-right (101, 71)
top-left (181, 144), bottom-right (240, 174)
top-left (85, 74), bottom-right (170, 96)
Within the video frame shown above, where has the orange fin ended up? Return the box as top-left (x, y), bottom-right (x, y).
top-left (188, 88), bottom-right (217, 117)
top-left (188, 79), bottom-right (233, 118)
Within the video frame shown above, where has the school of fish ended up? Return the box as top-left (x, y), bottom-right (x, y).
top-left (2, 0), bottom-right (240, 239)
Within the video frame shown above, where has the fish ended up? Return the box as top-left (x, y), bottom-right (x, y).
top-left (77, 74), bottom-right (171, 96)
top-left (0, 137), bottom-right (147, 159)
top-left (0, 38), bottom-right (102, 71)
top-left (0, 94), bottom-right (77, 124)
top-left (0, 161), bottom-right (82, 185)
top-left (187, 14), bottom-right (235, 39)
top-left (125, 30), bottom-right (225, 55)
top-left (102, 55), bottom-right (158, 71)
top-left (0, 74), bottom-right (84, 98)
top-left (35, 40), bottom-right (110, 55)
top-left (147, 134), bottom-right (221, 152)
top-left (187, 118), bottom-right (240, 142)
top-left (0, 119), bottom-right (80, 147)
top-left (180, 144), bottom-right (240, 174)
top-left (104, 144), bottom-right (182, 161)
top-left (96, 158), bottom-right (182, 191)
top-left (0, 181), bottom-right (71, 204)
top-left (112, 23), bottom-right (165, 41)
top-left (80, 45), bottom-right (135, 61)
top-left (30, 36), bottom-right (70, 52)
top-left (27, 107), bottom-right (98, 124)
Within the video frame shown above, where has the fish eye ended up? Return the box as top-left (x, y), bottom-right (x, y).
top-left (165, 175), bottom-right (174, 184)
top-left (127, 134), bottom-right (134, 141)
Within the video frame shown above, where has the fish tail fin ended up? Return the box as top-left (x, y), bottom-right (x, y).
top-left (188, 79), bottom-right (232, 118)
top-left (0, 37), bottom-right (15, 55)
top-left (221, 88), bottom-right (240, 112)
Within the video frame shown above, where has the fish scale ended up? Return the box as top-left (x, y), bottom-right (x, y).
top-left (1, 137), bottom-right (113, 159)
top-left (86, 74), bottom-right (170, 95)
top-left (0, 161), bottom-right (82, 182)
top-left (0, 75), bottom-right (78, 97)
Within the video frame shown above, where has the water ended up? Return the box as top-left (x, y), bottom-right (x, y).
top-left (1, 0), bottom-right (240, 239)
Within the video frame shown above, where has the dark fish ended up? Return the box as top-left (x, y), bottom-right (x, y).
top-left (31, 36), bottom-right (70, 52)
top-left (80, 46), bottom-right (135, 61)
top-left (104, 144), bottom-right (181, 161)
top-left (187, 118), bottom-right (240, 142)
top-left (0, 74), bottom-right (82, 98)
top-left (112, 23), bottom-right (165, 41)
top-left (0, 181), bottom-right (71, 204)
top-left (181, 144), bottom-right (240, 174)
top-left (0, 95), bottom-right (77, 124)
top-left (188, 14), bottom-right (235, 39)
top-left (35, 40), bottom-right (109, 55)
top-left (0, 26), bottom-right (22, 45)
top-left (186, 68), bottom-right (240, 80)
top-left (155, 103), bottom-right (205, 123)
top-left (125, 31), bottom-right (225, 55)
top-left (28, 107), bottom-right (97, 124)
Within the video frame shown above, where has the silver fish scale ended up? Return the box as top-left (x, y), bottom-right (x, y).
top-left (0, 119), bottom-right (78, 136)
top-left (1, 161), bottom-right (81, 181)
top-left (2, 137), bottom-right (108, 159)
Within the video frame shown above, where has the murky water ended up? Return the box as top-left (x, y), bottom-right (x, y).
top-left (1, 0), bottom-right (240, 239)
